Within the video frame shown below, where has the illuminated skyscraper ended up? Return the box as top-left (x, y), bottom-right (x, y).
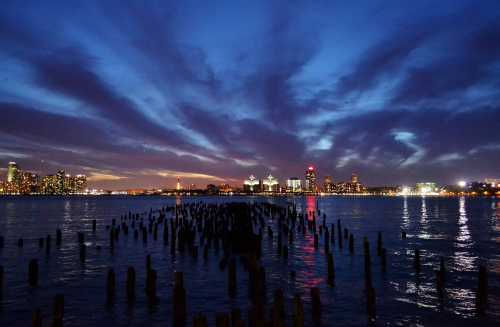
top-left (286, 177), bottom-right (301, 193)
top-left (263, 174), bottom-right (279, 192)
top-left (305, 166), bottom-right (317, 192)
top-left (7, 161), bottom-right (19, 183)
top-left (243, 174), bottom-right (259, 192)
top-left (176, 176), bottom-right (182, 191)
top-left (56, 170), bottom-right (66, 194)
top-left (351, 173), bottom-right (359, 184)
top-left (323, 175), bottom-right (334, 193)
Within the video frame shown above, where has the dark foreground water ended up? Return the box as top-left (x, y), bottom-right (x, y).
top-left (0, 196), bottom-right (499, 326)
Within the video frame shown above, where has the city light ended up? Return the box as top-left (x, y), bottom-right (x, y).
top-left (458, 180), bottom-right (467, 188)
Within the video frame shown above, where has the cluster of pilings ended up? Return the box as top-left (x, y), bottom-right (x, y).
top-left (0, 200), bottom-right (492, 326)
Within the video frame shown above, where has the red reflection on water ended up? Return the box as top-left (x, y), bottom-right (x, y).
top-left (306, 196), bottom-right (316, 221)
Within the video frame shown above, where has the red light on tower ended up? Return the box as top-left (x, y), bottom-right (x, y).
top-left (308, 166), bottom-right (314, 171)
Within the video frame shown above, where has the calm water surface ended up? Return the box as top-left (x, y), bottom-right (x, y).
top-left (0, 196), bottom-right (499, 326)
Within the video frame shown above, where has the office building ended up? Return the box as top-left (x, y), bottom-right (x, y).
top-left (305, 166), bottom-right (317, 192)
top-left (263, 174), bottom-right (279, 192)
top-left (286, 177), bottom-right (301, 193)
top-left (243, 174), bottom-right (260, 192)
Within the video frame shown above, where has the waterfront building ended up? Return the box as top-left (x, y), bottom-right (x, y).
top-left (323, 175), bottom-right (334, 193)
top-left (286, 177), bottom-right (301, 193)
top-left (176, 176), bottom-right (182, 191)
top-left (40, 175), bottom-right (59, 194)
top-left (305, 166), bottom-right (317, 192)
top-left (18, 172), bottom-right (39, 194)
top-left (415, 182), bottom-right (439, 195)
top-left (263, 174), bottom-right (279, 192)
top-left (243, 174), bottom-right (260, 192)
top-left (7, 161), bottom-right (19, 183)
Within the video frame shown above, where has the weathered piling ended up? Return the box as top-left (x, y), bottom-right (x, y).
top-left (126, 266), bottom-right (136, 302)
top-left (363, 237), bottom-right (372, 289)
top-left (327, 252), bottom-right (335, 287)
top-left (28, 259), bottom-right (39, 287)
top-left (271, 289), bottom-right (285, 327)
top-left (324, 229), bottom-right (330, 254)
top-left (215, 313), bottom-right (230, 327)
top-left (92, 219), bottom-right (97, 232)
top-left (18, 238), bottom-right (24, 248)
top-left (366, 286), bottom-right (376, 321)
top-left (283, 245), bottom-right (288, 259)
top-left (313, 233), bottom-right (319, 249)
top-left (52, 294), bottom-right (64, 327)
top-left (173, 272), bottom-right (187, 326)
top-left (439, 257), bottom-right (446, 282)
top-left (0, 235), bottom-right (4, 248)
top-left (311, 287), bottom-right (321, 323)
top-left (79, 244), bottom-right (86, 263)
top-left (435, 269), bottom-right (444, 299)
top-left (231, 308), bottom-right (242, 327)
top-left (414, 249), bottom-right (421, 274)
top-left (145, 269), bottom-right (158, 304)
top-left (476, 265), bottom-right (488, 314)
top-left (32, 308), bottom-right (42, 327)
top-left (193, 314), bottom-right (208, 327)
top-left (56, 229), bottom-right (62, 246)
top-left (228, 258), bottom-right (237, 298)
top-left (38, 237), bottom-right (44, 248)
top-left (106, 268), bottom-right (116, 304)
top-left (401, 230), bottom-right (407, 239)
top-left (292, 294), bottom-right (304, 327)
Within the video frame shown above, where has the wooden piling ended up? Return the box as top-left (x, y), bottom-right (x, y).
top-left (476, 265), bottom-right (488, 314)
top-left (145, 269), bottom-right (157, 304)
top-left (414, 249), bottom-right (421, 274)
top-left (173, 272), bottom-right (187, 326)
top-left (366, 286), bottom-right (376, 321)
top-left (271, 289), bottom-right (285, 327)
top-left (292, 294), bottom-right (304, 327)
top-left (32, 308), bottom-right (42, 327)
top-left (126, 266), bottom-right (136, 302)
top-left (106, 268), bottom-right (116, 304)
top-left (92, 219), bottom-right (97, 232)
top-left (363, 237), bottom-right (372, 288)
top-left (52, 294), bottom-right (64, 327)
top-left (349, 234), bottom-right (354, 254)
top-left (215, 313), bottom-right (230, 327)
top-left (311, 287), bottom-right (321, 323)
top-left (313, 233), bottom-right (319, 249)
top-left (193, 314), bottom-right (208, 327)
top-left (231, 308), bottom-right (241, 327)
top-left (56, 229), bottom-right (62, 246)
top-left (28, 259), bottom-right (38, 287)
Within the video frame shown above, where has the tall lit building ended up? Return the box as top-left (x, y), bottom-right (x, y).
top-left (263, 174), bottom-right (279, 192)
top-left (41, 175), bottom-right (59, 194)
top-left (7, 161), bottom-right (19, 183)
top-left (56, 170), bottom-right (66, 194)
top-left (305, 166), bottom-right (317, 192)
top-left (18, 172), bottom-right (39, 194)
top-left (243, 174), bottom-right (260, 192)
top-left (176, 176), bottom-right (182, 191)
top-left (286, 177), bottom-right (301, 193)
top-left (351, 173), bottom-right (358, 184)
top-left (323, 175), bottom-right (334, 193)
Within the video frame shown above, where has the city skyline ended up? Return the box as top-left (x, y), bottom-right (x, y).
top-left (1, 1), bottom-right (500, 189)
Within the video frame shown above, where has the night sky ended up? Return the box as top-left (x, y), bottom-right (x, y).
top-left (1, 1), bottom-right (500, 189)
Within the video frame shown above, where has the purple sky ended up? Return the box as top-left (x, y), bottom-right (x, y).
top-left (1, 1), bottom-right (500, 189)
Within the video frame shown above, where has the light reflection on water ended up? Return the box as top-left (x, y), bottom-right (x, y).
top-left (0, 196), bottom-right (498, 326)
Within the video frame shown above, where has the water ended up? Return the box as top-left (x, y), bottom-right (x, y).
top-left (0, 195), bottom-right (499, 326)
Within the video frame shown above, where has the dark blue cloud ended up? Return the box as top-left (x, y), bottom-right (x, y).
top-left (1, 0), bottom-right (500, 188)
